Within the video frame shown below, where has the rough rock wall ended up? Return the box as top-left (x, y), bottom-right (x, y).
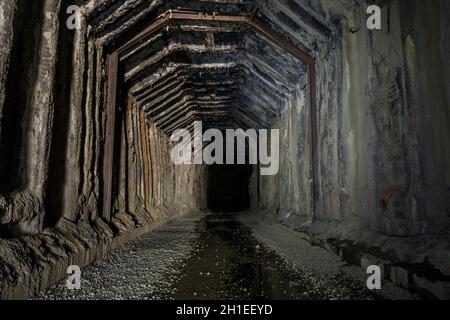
top-left (339, 0), bottom-right (450, 237)
top-left (114, 99), bottom-right (208, 225)
top-left (255, 77), bottom-right (314, 225)
top-left (255, 0), bottom-right (450, 298)
top-left (0, 0), bottom-right (208, 298)
top-left (0, 0), bottom-right (208, 235)
top-left (0, 0), bottom-right (62, 235)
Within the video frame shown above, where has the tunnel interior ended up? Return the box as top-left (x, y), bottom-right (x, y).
top-left (106, 7), bottom-right (312, 223)
top-left (0, 0), bottom-right (449, 300)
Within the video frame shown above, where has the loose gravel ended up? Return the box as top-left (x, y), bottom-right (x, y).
top-left (33, 215), bottom-right (202, 300)
top-left (32, 212), bottom-right (416, 300)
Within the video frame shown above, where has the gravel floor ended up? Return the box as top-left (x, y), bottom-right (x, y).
top-left (32, 213), bottom-right (415, 300)
top-left (239, 214), bottom-right (416, 300)
top-left (33, 215), bottom-right (202, 300)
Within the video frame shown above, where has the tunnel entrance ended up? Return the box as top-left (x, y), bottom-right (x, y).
top-left (207, 164), bottom-right (252, 213)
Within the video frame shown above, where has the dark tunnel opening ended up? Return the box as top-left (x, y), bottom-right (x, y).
top-left (207, 164), bottom-right (253, 213)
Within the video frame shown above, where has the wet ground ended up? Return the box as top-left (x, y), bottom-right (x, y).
top-left (33, 213), bottom-right (384, 300)
top-left (164, 214), bottom-right (319, 299)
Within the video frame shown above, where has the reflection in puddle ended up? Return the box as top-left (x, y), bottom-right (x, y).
top-left (163, 213), bottom-right (320, 300)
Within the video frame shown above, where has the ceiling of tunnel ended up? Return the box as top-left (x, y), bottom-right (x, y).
top-left (79, 0), bottom-right (350, 135)
top-left (122, 23), bottom-right (306, 134)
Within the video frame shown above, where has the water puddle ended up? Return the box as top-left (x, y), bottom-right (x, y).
top-left (161, 213), bottom-right (321, 300)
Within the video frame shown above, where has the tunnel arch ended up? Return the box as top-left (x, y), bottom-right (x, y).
top-left (99, 8), bottom-right (319, 221)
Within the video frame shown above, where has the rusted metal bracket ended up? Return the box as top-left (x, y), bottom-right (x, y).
top-left (103, 51), bottom-right (119, 221)
top-left (103, 9), bottom-right (318, 220)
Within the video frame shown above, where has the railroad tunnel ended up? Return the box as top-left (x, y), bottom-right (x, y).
top-left (0, 0), bottom-right (449, 300)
